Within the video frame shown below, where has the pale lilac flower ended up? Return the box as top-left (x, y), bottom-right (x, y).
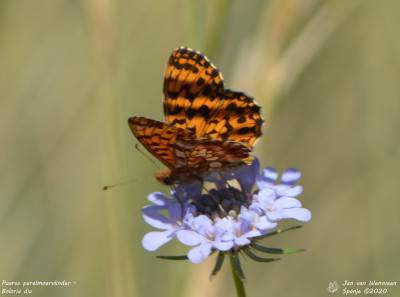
top-left (253, 166), bottom-right (311, 222)
top-left (177, 216), bottom-right (234, 263)
top-left (142, 192), bottom-right (196, 251)
top-left (141, 157), bottom-right (311, 264)
top-left (238, 205), bottom-right (277, 231)
top-left (255, 190), bottom-right (311, 222)
top-left (256, 167), bottom-right (303, 197)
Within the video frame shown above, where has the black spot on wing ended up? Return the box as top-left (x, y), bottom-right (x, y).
top-left (171, 118), bottom-right (186, 125)
top-left (235, 107), bottom-right (245, 115)
top-left (198, 105), bottom-right (211, 120)
top-left (166, 105), bottom-right (184, 116)
top-left (237, 127), bottom-right (250, 135)
top-left (197, 77), bottom-right (205, 85)
top-left (237, 116), bottom-right (246, 123)
top-left (203, 84), bottom-right (212, 96)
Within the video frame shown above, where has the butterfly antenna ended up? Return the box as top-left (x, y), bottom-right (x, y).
top-left (135, 143), bottom-right (162, 170)
top-left (170, 184), bottom-right (186, 218)
top-left (103, 176), bottom-right (151, 191)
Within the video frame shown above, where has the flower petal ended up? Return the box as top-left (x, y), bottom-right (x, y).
top-left (176, 230), bottom-right (204, 246)
top-left (244, 229), bottom-right (268, 238)
top-left (280, 208), bottom-right (312, 221)
top-left (192, 215), bottom-right (214, 235)
top-left (213, 239), bottom-right (234, 251)
top-left (278, 185), bottom-right (303, 197)
top-left (275, 197), bottom-right (302, 209)
top-left (254, 219), bottom-right (277, 231)
top-left (233, 236), bottom-right (251, 246)
top-left (142, 209), bottom-right (172, 229)
top-left (187, 243), bottom-right (213, 263)
top-left (267, 208), bottom-right (311, 222)
top-left (147, 192), bottom-right (171, 206)
top-left (257, 188), bottom-right (277, 205)
top-left (266, 211), bottom-right (284, 221)
top-left (142, 230), bottom-right (175, 251)
top-left (168, 203), bottom-right (184, 222)
top-left (235, 157), bottom-right (259, 193)
top-left (281, 168), bottom-right (301, 185)
top-left (261, 166), bottom-right (278, 185)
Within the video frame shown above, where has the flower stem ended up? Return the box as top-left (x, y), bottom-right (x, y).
top-left (229, 252), bottom-right (246, 297)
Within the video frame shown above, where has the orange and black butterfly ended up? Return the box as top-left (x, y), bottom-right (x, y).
top-left (128, 47), bottom-right (263, 185)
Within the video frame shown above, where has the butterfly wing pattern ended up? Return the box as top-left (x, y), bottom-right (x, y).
top-left (128, 47), bottom-right (263, 185)
top-left (164, 47), bottom-right (263, 147)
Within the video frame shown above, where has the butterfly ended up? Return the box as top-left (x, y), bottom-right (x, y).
top-left (128, 47), bottom-right (263, 185)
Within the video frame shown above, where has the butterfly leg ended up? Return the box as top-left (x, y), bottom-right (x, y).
top-left (170, 184), bottom-right (187, 218)
top-left (217, 172), bottom-right (252, 205)
top-left (201, 185), bottom-right (228, 217)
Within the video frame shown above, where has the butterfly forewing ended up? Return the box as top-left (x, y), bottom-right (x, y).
top-left (163, 47), bottom-right (225, 134)
top-left (200, 90), bottom-right (263, 147)
top-left (163, 47), bottom-right (263, 148)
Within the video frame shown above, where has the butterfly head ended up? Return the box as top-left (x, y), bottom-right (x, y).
top-left (154, 169), bottom-right (204, 185)
top-left (154, 170), bottom-right (175, 185)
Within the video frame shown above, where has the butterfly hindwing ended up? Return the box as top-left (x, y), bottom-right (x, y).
top-left (128, 117), bottom-right (191, 170)
top-left (128, 117), bottom-right (252, 177)
top-left (173, 135), bottom-right (252, 173)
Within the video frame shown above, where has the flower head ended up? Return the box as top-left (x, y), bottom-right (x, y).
top-left (141, 157), bottom-right (311, 266)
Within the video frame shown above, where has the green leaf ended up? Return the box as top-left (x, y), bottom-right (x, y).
top-left (210, 252), bottom-right (225, 280)
top-left (156, 255), bottom-right (188, 260)
top-left (251, 243), bottom-right (305, 254)
top-left (243, 248), bottom-right (281, 262)
top-left (257, 225), bottom-right (303, 239)
top-left (232, 251), bottom-right (246, 281)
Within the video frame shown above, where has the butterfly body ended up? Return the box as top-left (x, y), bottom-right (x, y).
top-left (128, 47), bottom-right (263, 185)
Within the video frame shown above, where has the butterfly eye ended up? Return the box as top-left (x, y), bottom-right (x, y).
top-left (162, 176), bottom-right (174, 186)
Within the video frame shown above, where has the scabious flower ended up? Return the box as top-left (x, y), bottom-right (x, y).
top-left (141, 157), bottom-right (311, 279)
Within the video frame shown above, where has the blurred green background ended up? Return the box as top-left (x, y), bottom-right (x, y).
top-left (1, 0), bottom-right (399, 296)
